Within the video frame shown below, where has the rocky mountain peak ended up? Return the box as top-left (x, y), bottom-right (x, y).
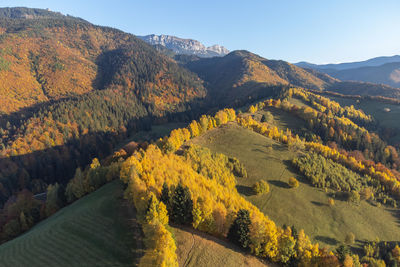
top-left (138, 34), bottom-right (229, 57)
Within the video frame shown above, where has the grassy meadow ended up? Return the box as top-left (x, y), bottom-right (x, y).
top-left (191, 123), bottom-right (400, 250)
top-left (171, 226), bottom-right (270, 267)
top-left (0, 181), bottom-right (143, 267)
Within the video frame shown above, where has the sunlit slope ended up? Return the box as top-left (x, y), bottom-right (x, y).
top-left (191, 123), bottom-right (400, 249)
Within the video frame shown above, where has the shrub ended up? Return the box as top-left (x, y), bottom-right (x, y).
top-left (360, 187), bottom-right (373, 200)
top-left (288, 177), bottom-right (299, 188)
top-left (348, 190), bottom-right (360, 203)
top-left (345, 232), bottom-right (355, 245)
top-left (252, 180), bottom-right (270, 195)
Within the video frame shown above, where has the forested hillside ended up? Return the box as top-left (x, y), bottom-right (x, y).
top-left (185, 50), bottom-right (334, 106)
top-left (0, 9), bottom-right (205, 114)
top-left (0, 7), bottom-right (207, 222)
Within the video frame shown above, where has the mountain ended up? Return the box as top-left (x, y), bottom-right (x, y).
top-left (323, 62), bottom-right (400, 88)
top-left (0, 8), bottom-right (205, 115)
top-left (0, 7), bottom-right (208, 209)
top-left (0, 7), bottom-right (80, 20)
top-left (295, 55), bottom-right (400, 71)
top-left (296, 55), bottom-right (400, 88)
top-left (185, 50), bottom-right (337, 105)
top-left (137, 34), bottom-right (229, 58)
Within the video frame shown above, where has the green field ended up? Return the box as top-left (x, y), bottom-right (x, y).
top-left (171, 226), bottom-right (270, 267)
top-left (0, 181), bottom-right (143, 267)
top-left (191, 123), bottom-right (400, 249)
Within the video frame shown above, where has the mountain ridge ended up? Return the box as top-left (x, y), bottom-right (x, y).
top-left (296, 55), bottom-right (400, 88)
top-left (138, 34), bottom-right (229, 58)
top-left (295, 55), bottom-right (400, 71)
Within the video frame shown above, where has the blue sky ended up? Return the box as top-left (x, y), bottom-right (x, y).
top-left (1, 0), bottom-right (399, 64)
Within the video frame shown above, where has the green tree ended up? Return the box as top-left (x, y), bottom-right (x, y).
top-left (160, 182), bottom-right (170, 211)
top-left (65, 168), bottom-right (86, 203)
top-left (45, 183), bottom-right (65, 216)
top-left (261, 114), bottom-right (267, 123)
top-left (171, 183), bottom-right (193, 225)
top-left (336, 244), bottom-right (350, 262)
top-left (227, 209), bottom-right (251, 250)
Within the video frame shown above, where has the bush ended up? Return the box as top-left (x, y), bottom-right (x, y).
top-left (252, 180), bottom-right (270, 195)
top-left (288, 177), bottom-right (299, 188)
top-left (345, 232), bottom-right (355, 245)
top-left (360, 187), bottom-right (373, 200)
top-left (348, 190), bottom-right (360, 203)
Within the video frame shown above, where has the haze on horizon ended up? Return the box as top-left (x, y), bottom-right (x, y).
top-left (1, 0), bottom-right (399, 64)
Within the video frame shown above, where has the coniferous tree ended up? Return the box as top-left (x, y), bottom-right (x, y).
top-left (227, 209), bottom-right (251, 250)
top-left (160, 182), bottom-right (171, 211)
top-left (336, 244), bottom-right (350, 262)
top-left (171, 183), bottom-right (193, 225)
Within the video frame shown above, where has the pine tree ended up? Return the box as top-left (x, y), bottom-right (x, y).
top-left (227, 209), bottom-right (251, 250)
top-left (171, 183), bottom-right (193, 225)
top-left (336, 244), bottom-right (350, 262)
top-left (160, 182), bottom-right (170, 210)
top-left (261, 114), bottom-right (266, 123)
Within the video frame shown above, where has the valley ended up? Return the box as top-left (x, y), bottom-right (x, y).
top-left (0, 6), bottom-right (399, 267)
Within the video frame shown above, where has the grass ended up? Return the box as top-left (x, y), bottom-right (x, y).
top-left (328, 96), bottom-right (400, 144)
top-left (247, 103), bottom-right (311, 138)
top-left (171, 226), bottom-right (270, 267)
top-left (0, 180), bottom-right (144, 267)
top-left (191, 123), bottom-right (400, 249)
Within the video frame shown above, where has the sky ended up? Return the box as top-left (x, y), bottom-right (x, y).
top-left (1, 0), bottom-right (399, 64)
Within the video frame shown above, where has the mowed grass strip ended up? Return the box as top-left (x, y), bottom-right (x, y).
top-left (0, 181), bottom-right (143, 267)
top-left (191, 123), bottom-right (400, 249)
top-left (171, 226), bottom-right (270, 267)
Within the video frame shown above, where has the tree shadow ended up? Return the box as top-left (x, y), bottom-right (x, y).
top-left (315, 235), bottom-right (339, 246)
top-left (236, 185), bottom-right (254, 196)
top-left (282, 159), bottom-right (310, 185)
top-left (311, 201), bottom-right (327, 207)
top-left (268, 180), bottom-right (290, 189)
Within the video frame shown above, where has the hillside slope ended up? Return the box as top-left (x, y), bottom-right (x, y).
top-left (0, 8), bottom-right (205, 114)
top-left (0, 181), bottom-right (143, 267)
top-left (295, 55), bottom-right (400, 70)
top-left (324, 62), bottom-right (400, 88)
top-left (296, 55), bottom-right (400, 89)
top-left (185, 50), bottom-right (336, 106)
top-left (172, 226), bottom-right (269, 267)
top-left (0, 7), bottom-right (207, 208)
top-left (190, 123), bottom-right (400, 248)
